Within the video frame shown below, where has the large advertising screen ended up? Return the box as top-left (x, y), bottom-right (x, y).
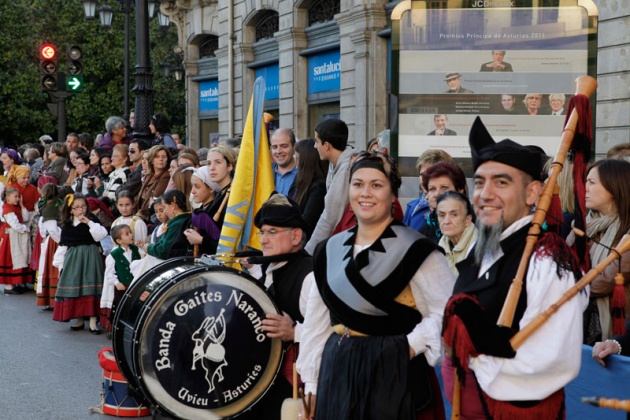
top-left (391, 3), bottom-right (597, 181)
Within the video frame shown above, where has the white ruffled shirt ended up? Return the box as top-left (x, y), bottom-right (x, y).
top-left (470, 215), bottom-right (589, 401)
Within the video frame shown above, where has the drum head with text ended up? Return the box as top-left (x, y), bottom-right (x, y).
top-left (139, 268), bottom-right (282, 419)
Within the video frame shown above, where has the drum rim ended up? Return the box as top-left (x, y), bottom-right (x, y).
top-left (123, 263), bottom-right (283, 419)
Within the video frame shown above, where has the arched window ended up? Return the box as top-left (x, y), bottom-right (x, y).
top-left (199, 35), bottom-right (219, 59)
top-left (255, 11), bottom-right (279, 42)
top-left (308, 0), bottom-right (339, 26)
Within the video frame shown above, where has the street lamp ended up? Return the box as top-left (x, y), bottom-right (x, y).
top-left (81, 0), bottom-right (159, 139)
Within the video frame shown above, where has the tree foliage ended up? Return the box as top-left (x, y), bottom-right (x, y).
top-left (0, 0), bottom-right (185, 147)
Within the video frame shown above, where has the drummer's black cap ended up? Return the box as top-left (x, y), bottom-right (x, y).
top-left (254, 193), bottom-right (310, 234)
top-left (469, 116), bottom-right (545, 181)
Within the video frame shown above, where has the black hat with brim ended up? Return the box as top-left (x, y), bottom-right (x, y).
top-left (469, 117), bottom-right (545, 181)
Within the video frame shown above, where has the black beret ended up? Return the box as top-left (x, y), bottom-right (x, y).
top-left (469, 117), bottom-right (545, 181)
top-left (254, 193), bottom-right (310, 234)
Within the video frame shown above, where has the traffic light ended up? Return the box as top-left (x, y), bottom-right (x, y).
top-left (39, 43), bottom-right (58, 91)
top-left (66, 46), bottom-right (84, 92)
top-left (67, 46), bottom-right (83, 76)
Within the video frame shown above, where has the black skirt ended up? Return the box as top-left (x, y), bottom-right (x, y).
top-left (315, 333), bottom-right (433, 420)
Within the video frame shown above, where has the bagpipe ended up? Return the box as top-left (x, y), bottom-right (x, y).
top-left (447, 75), bottom-right (630, 419)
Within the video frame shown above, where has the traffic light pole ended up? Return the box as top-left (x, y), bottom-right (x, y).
top-left (48, 91), bottom-right (71, 142)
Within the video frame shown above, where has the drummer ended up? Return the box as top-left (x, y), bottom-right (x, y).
top-left (240, 193), bottom-right (314, 420)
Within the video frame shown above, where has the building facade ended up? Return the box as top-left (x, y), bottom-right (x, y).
top-left (161, 0), bottom-right (629, 158)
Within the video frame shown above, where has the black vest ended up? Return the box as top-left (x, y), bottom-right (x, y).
top-left (314, 222), bottom-right (442, 336)
top-left (454, 223), bottom-right (531, 331)
top-left (264, 251), bottom-right (312, 324)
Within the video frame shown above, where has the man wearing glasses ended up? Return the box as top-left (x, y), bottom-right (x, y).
top-left (117, 139), bottom-right (150, 197)
top-left (239, 194), bottom-right (314, 420)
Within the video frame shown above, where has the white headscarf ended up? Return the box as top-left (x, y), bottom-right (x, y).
top-left (192, 166), bottom-right (221, 193)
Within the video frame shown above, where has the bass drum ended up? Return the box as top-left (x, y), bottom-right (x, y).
top-left (112, 257), bottom-right (283, 420)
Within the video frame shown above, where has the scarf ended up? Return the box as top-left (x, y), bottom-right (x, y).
top-left (586, 211), bottom-right (620, 340)
top-left (439, 222), bottom-right (478, 276)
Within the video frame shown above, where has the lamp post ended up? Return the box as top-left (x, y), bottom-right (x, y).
top-left (81, 0), bottom-right (158, 139)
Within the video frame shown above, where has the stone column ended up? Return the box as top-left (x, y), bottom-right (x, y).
top-left (275, 27), bottom-right (308, 137)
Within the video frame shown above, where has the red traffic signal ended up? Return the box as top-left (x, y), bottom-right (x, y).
top-left (40, 43), bottom-right (57, 60)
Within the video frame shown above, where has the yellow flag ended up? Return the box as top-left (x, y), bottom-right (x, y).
top-left (216, 77), bottom-right (274, 262)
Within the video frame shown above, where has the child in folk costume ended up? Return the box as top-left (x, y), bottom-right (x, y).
top-left (52, 193), bottom-right (107, 335)
top-left (0, 188), bottom-right (35, 294)
top-left (36, 182), bottom-right (62, 310)
top-left (8, 165), bottom-right (41, 278)
top-left (111, 190), bottom-right (147, 244)
top-left (100, 224), bottom-right (144, 332)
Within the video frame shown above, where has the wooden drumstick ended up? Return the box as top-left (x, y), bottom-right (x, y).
top-left (213, 188), bottom-right (231, 223)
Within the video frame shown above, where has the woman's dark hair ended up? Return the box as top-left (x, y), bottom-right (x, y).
top-left (151, 113), bottom-right (171, 134)
top-left (349, 151), bottom-right (402, 194)
top-left (293, 139), bottom-right (325, 206)
top-left (78, 133), bottom-right (94, 150)
top-left (41, 183), bottom-right (59, 201)
top-left (161, 189), bottom-right (188, 212)
top-left (588, 159), bottom-right (630, 243)
top-left (92, 147), bottom-right (109, 161)
top-left (98, 153), bottom-right (113, 178)
top-left (422, 162), bottom-right (467, 195)
top-left (60, 193), bottom-right (88, 225)
top-left (436, 190), bottom-right (476, 223)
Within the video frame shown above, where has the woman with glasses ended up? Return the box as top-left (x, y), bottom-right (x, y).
top-left (297, 151), bottom-right (453, 420)
top-left (52, 193), bottom-right (107, 334)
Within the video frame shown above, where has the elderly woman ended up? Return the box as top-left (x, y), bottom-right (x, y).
top-left (135, 145), bottom-right (172, 221)
top-left (568, 159), bottom-right (630, 344)
top-left (436, 191), bottom-right (477, 276)
top-left (102, 144), bottom-right (130, 201)
top-left (99, 116), bottom-right (130, 151)
top-left (297, 151), bottom-right (454, 420)
top-left (419, 161), bottom-right (467, 242)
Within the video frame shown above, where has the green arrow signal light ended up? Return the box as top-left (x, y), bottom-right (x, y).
top-left (66, 75), bottom-right (84, 91)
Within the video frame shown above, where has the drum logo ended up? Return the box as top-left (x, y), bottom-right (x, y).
top-left (191, 308), bottom-right (228, 393)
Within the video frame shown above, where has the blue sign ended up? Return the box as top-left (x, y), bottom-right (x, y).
top-left (308, 50), bottom-right (340, 95)
top-left (255, 64), bottom-right (279, 101)
top-left (199, 80), bottom-right (219, 111)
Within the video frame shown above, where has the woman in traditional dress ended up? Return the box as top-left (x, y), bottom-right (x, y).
top-left (0, 188), bottom-right (34, 294)
top-left (569, 158), bottom-right (630, 344)
top-left (1, 148), bottom-right (22, 199)
top-left (436, 191), bottom-right (478, 276)
top-left (297, 151), bottom-right (454, 420)
top-left (52, 193), bottom-right (107, 334)
top-left (36, 181), bottom-right (62, 310)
